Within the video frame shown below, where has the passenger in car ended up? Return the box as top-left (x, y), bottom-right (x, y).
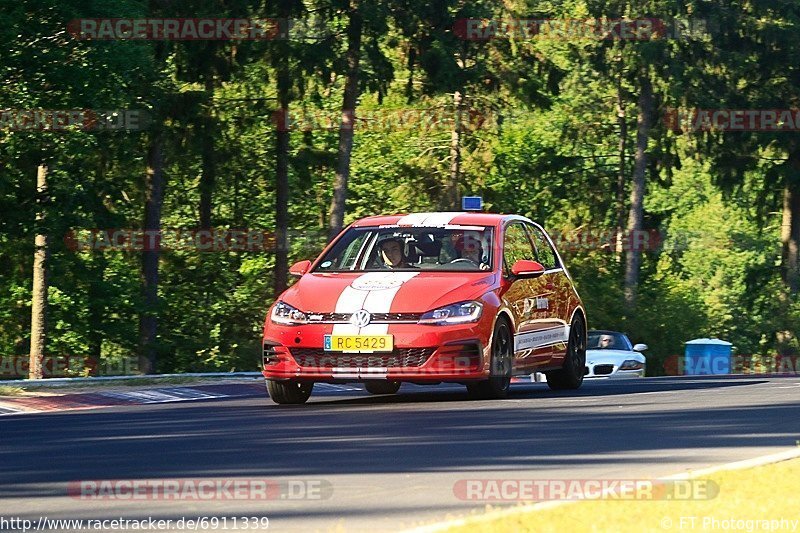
top-left (455, 235), bottom-right (490, 270)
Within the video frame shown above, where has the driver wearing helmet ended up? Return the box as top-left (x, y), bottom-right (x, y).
top-left (379, 238), bottom-right (413, 269)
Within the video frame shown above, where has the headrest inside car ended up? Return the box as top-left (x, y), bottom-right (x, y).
top-left (412, 236), bottom-right (442, 257)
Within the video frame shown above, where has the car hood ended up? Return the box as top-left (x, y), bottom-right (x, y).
top-left (280, 271), bottom-right (497, 314)
top-left (586, 349), bottom-right (645, 364)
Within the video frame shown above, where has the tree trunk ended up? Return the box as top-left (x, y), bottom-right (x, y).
top-left (614, 78), bottom-right (627, 259)
top-left (87, 254), bottom-right (106, 375)
top-left (781, 151), bottom-right (800, 294)
top-left (623, 73), bottom-right (653, 310)
top-left (328, 1), bottom-right (362, 241)
top-left (274, 126), bottom-right (289, 295)
top-left (274, 55), bottom-right (291, 296)
top-left (29, 164), bottom-right (49, 380)
top-left (138, 139), bottom-right (165, 374)
top-left (199, 78), bottom-right (216, 230)
top-left (449, 90), bottom-right (464, 211)
top-left (405, 46), bottom-right (416, 104)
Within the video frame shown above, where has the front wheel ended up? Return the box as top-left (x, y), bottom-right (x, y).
top-left (266, 380), bottom-right (313, 404)
top-left (467, 317), bottom-right (513, 399)
top-left (364, 381), bottom-right (401, 395)
top-left (545, 315), bottom-right (586, 390)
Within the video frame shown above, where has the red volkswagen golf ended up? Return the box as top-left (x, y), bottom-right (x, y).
top-left (262, 212), bottom-right (586, 404)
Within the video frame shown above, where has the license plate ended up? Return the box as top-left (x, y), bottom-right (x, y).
top-left (323, 335), bottom-right (394, 353)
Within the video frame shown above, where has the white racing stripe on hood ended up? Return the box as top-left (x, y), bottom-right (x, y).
top-left (421, 212), bottom-right (463, 226)
top-left (332, 272), bottom-right (419, 335)
top-left (331, 286), bottom-right (370, 335)
top-left (396, 213), bottom-right (429, 226)
top-left (396, 212), bottom-right (462, 227)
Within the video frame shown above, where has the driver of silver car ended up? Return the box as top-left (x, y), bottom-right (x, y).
top-left (599, 334), bottom-right (615, 349)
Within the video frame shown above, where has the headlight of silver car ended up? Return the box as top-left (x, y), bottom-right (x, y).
top-left (419, 301), bottom-right (483, 325)
top-left (270, 301), bottom-right (308, 325)
top-left (619, 359), bottom-right (644, 371)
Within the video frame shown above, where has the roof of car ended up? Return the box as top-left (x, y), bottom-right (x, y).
top-left (350, 212), bottom-right (518, 228)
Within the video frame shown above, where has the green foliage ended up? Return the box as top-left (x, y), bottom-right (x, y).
top-left (1, 0), bottom-right (798, 377)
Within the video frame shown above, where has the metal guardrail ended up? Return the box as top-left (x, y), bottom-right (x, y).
top-left (0, 372), bottom-right (263, 387)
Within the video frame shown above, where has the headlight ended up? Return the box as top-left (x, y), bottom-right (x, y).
top-left (619, 359), bottom-right (644, 371)
top-left (419, 301), bottom-right (483, 325)
top-left (270, 301), bottom-right (308, 325)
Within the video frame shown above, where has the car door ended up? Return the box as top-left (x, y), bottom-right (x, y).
top-left (501, 221), bottom-right (556, 371)
top-left (525, 222), bottom-right (573, 367)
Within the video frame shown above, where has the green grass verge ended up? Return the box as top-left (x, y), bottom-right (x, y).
top-left (0, 385), bottom-right (26, 396)
top-left (444, 457), bottom-right (800, 533)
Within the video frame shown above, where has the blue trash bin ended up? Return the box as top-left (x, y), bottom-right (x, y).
top-left (684, 338), bottom-right (733, 375)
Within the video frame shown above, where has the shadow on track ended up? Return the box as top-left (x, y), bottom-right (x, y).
top-left (1, 377), bottom-right (798, 497)
top-left (302, 376), bottom-right (768, 407)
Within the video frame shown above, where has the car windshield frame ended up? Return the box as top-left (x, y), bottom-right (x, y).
top-left (312, 225), bottom-right (495, 273)
top-left (587, 331), bottom-right (633, 351)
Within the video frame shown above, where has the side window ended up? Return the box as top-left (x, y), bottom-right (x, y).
top-left (527, 224), bottom-right (559, 270)
top-left (503, 223), bottom-right (535, 275)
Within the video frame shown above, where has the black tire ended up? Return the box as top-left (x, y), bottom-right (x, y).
top-left (546, 315), bottom-right (586, 390)
top-left (364, 381), bottom-right (402, 395)
top-left (266, 380), bottom-right (313, 404)
top-left (467, 317), bottom-right (513, 399)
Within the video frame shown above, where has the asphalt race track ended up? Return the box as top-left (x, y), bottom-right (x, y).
top-left (2, 376), bottom-right (799, 532)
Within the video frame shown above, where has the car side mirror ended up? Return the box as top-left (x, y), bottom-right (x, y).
top-left (289, 260), bottom-right (311, 277)
top-left (633, 343), bottom-right (648, 352)
top-left (511, 259), bottom-right (546, 279)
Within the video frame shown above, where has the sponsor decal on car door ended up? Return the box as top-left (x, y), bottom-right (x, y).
top-left (526, 223), bottom-right (572, 366)
top-left (502, 222), bottom-right (566, 370)
top-left (512, 271), bottom-right (567, 366)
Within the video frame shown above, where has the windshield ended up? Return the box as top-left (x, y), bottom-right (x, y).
top-left (587, 331), bottom-right (633, 351)
top-left (314, 226), bottom-right (494, 272)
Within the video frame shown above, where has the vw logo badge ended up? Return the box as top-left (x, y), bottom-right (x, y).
top-left (350, 309), bottom-right (371, 328)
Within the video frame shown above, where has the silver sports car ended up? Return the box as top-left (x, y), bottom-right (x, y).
top-left (585, 330), bottom-right (648, 378)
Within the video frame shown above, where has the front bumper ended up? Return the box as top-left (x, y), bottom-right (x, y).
top-left (584, 364), bottom-right (644, 378)
top-left (261, 322), bottom-right (491, 382)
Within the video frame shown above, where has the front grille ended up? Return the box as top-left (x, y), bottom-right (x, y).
top-left (306, 312), bottom-right (422, 323)
top-left (290, 347), bottom-right (434, 368)
top-left (593, 364), bottom-right (614, 375)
